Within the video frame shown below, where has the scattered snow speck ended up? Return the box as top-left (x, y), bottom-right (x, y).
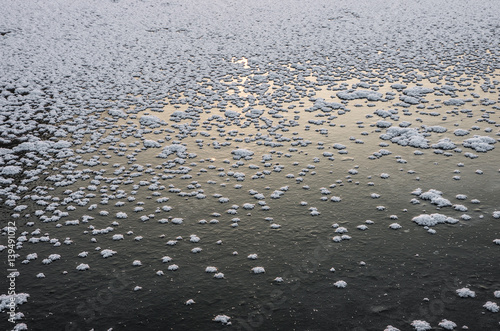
top-left (411, 320), bottom-right (431, 331)
top-left (116, 212), bottom-right (128, 219)
top-left (334, 280), bottom-right (347, 288)
top-left (456, 287), bottom-right (475, 298)
top-left (101, 249), bottom-right (117, 258)
top-left (0, 293), bottom-right (29, 312)
top-left (438, 319), bottom-right (457, 330)
top-left (483, 301), bottom-right (499, 313)
top-left (412, 214), bottom-right (459, 227)
top-left (1, 165), bottom-right (22, 176)
top-left (213, 314), bottom-right (231, 325)
top-left (76, 263), bottom-right (90, 271)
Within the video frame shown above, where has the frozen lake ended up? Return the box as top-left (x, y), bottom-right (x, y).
top-left (1, 0), bottom-right (499, 330)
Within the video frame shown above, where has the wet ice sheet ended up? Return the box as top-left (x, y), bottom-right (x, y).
top-left (1, 0), bottom-right (500, 330)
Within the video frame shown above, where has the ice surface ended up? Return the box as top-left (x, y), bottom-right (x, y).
top-left (1, 0), bottom-right (499, 329)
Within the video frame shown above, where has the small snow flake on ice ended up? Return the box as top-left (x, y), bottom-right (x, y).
top-left (411, 320), bottom-right (431, 331)
top-left (116, 212), bottom-right (128, 219)
top-left (0, 293), bottom-right (30, 313)
top-left (171, 218), bottom-right (183, 224)
top-left (332, 236), bottom-right (343, 242)
top-left (1, 165), bottom-right (22, 176)
top-left (462, 135), bottom-right (496, 152)
top-left (335, 227), bottom-right (348, 233)
top-left (243, 203), bottom-right (255, 210)
top-left (309, 207), bottom-right (320, 216)
top-left (231, 148), bottom-right (254, 160)
top-left (12, 323), bottom-right (28, 331)
top-left (456, 287), bottom-right (475, 298)
top-left (483, 301), bottom-right (499, 313)
top-left (48, 254), bottom-right (61, 261)
top-left (76, 263), bottom-right (89, 271)
top-left (418, 189), bottom-right (452, 207)
top-left (412, 213), bottom-right (459, 227)
top-left (334, 280), bottom-right (347, 288)
top-left (438, 319), bottom-right (457, 330)
top-left (213, 314), bottom-right (231, 325)
top-left (101, 249), bottom-right (117, 258)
